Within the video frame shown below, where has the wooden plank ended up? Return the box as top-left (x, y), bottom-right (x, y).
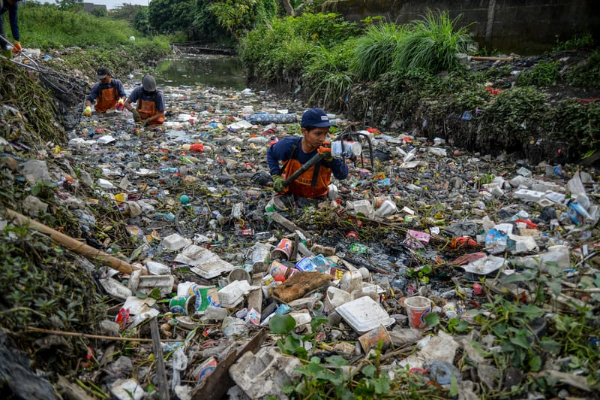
top-left (271, 212), bottom-right (312, 240)
top-left (191, 330), bottom-right (267, 400)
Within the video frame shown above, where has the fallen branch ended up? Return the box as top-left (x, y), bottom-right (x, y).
top-left (470, 56), bottom-right (514, 62)
top-left (6, 208), bottom-right (142, 275)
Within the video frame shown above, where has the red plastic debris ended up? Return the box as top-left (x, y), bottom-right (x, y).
top-left (346, 231), bottom-right (359, 239)
top-left (486, 86), bottom-right (503, 95)
top-left (189, 143), bottom-right (204, 153)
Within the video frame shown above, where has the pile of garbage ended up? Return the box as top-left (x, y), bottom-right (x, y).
top-left (1, 68), bottom-right (600, 399)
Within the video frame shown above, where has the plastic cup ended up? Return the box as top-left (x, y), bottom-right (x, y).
top-left (169, 294), bottom-right (196, 316)
top-left (228, 268), bottom-right (251, 284)
top-left (271, 238), bottom-right (293, 260)
top-left (404, 296), bottom-right (432, 329)
top-left (251, 245), bottom-right (271, 273)
top-left (269, 260), bottom-right (289, 278)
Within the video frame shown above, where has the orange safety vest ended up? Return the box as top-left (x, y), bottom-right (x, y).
top-left (282, 143), bottom-right (332, 198)
top-left (94, 87), bottom-right (119, 113)
top-left (136, 97), bottom-right (165, 125)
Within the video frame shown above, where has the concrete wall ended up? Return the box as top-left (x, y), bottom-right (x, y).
top-left (322, 0), bottom-right (600, 54)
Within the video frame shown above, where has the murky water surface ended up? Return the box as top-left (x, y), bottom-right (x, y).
top-left (155, 55), bottom-right (246, 90)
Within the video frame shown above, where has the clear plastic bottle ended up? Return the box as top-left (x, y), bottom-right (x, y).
top-left (331, 141), bottom-right (362, 158)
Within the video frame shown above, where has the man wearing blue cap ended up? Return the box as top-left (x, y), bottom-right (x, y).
top-left (267, 108), bottom-right (348, 199)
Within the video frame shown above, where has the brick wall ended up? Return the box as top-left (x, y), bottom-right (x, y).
top-left (322, 0), bottom-right (600, 54)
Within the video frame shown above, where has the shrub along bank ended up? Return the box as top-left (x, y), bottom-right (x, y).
top-left (240, 12), bottom-right (600, 163)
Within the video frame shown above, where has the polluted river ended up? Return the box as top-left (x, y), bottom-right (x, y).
top-left (1, 52), bottom-right (599, 399)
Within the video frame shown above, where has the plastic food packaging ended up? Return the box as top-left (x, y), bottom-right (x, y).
top-left (336, 296), bottom-right (394, 334)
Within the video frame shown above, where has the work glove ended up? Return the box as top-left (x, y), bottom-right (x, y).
top-left (320, 151), bottom-right (333, 162)
top-left (272, 175), bottom-right (286, 193)
top-left (141, 119), bottom-right (151, 127)
top-left (12, 42), bottom-right (22, 54)
top-left (82, 106), bottom-right (92, 117)
top-left (116, 99), bottom-right (125, 112)
top-left (132, 109), bottom-right (141, 122)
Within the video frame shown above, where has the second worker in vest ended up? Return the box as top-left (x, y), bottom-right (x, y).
top-left (82, 67), bottom-right (127, 117)
top-left (267, 108), bottom-right (348, 200)
top-left (124, 75), bottom-right (166, 127)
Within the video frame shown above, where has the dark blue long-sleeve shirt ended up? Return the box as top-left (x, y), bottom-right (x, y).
top-left (86, 79), bottom-right (127, 104)
top-left (266, 136), bottom-right (349, 180)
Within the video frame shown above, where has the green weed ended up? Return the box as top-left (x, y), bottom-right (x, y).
top-left (393, 11), bottom-right (473, 74)
top-left (566, 49), bottom-right (600, 88)
top-left (350, 23), bottom-right (408, 81)
top-left (553, 33), bottom-right (595, 52)
top-left (518, 60), bottom-right (560, 86)
top-left (304, 40), bottom-right (356, 109)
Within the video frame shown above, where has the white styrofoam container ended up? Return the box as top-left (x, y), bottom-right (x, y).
top-left (336, 296), bottom-right (394, 334)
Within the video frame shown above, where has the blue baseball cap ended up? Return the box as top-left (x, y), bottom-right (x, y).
top-left (301, 108), bottom-right (332, 128)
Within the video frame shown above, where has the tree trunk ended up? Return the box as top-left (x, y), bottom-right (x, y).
top-left (282, 0), bottom-right (295, 16)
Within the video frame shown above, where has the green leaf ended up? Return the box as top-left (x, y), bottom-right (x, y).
top-left (269, 314), bottom-right (296, 335)
top-left (455, 320), bottom-right (470, 333)
top-left (540, 338), bottom-right (562, 354)
top-left (545, 280), bottom-right (561, 296)
top-left (373, 377), bottom-right (390, 394)
top-left (492, 322), bottom-right (507, 337)
top-left (326, 355), bottom-right (349, 367)
top-left (421, 265), bottom-right (432, 274)
top-left (425, 312), bottom-right (439, 327)
top-left (529, 355), bottom-right (542, 372)
top-left (310, 315), bottom-right (328, 333)
top-left (148, 288), bottom-right (161, 300)
top-left (510, 333), bottom-right (530, 349)
top-left (502, 270), bottom-right (536, 284)
top-left (515, 304), bottom-right (545, 321)
top-left (449, 369), bottom-right (459, 396)
top-left (362, 364), bottom-right (376, 378)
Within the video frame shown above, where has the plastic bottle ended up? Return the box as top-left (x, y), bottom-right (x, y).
top-left (331, 141), bottom-right (362, 158)
top-left (155, 212), bottom-right (175, 222)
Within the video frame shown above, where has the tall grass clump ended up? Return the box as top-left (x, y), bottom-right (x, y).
top-left (304, 39), bottom-right (357, 109)
top-left (350, 23), bottom-right (408, 81)
top-left (239, 13), bottom-right (359, 83)
top-left (394, 11), bottom-right (473, 73)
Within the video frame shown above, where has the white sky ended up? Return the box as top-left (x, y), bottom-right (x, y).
top-left (33, 0), bottom-right (150, 11)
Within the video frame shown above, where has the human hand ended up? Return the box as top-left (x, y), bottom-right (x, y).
top-left (132, 109), bottom-right (141, 122)
top-left (141, 119), bottom-right (151, 127)
top-left (320, 151), bottom-right (333, 162)
top-left (82, 106), bottom-right (92, 117)
top-left (272, 175), bottom-right (286, 193)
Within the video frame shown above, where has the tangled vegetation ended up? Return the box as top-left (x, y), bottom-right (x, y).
top-left (240, 11), bottom-right (599, 162)
top-left (0, 59), bottom-right (65, 146)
